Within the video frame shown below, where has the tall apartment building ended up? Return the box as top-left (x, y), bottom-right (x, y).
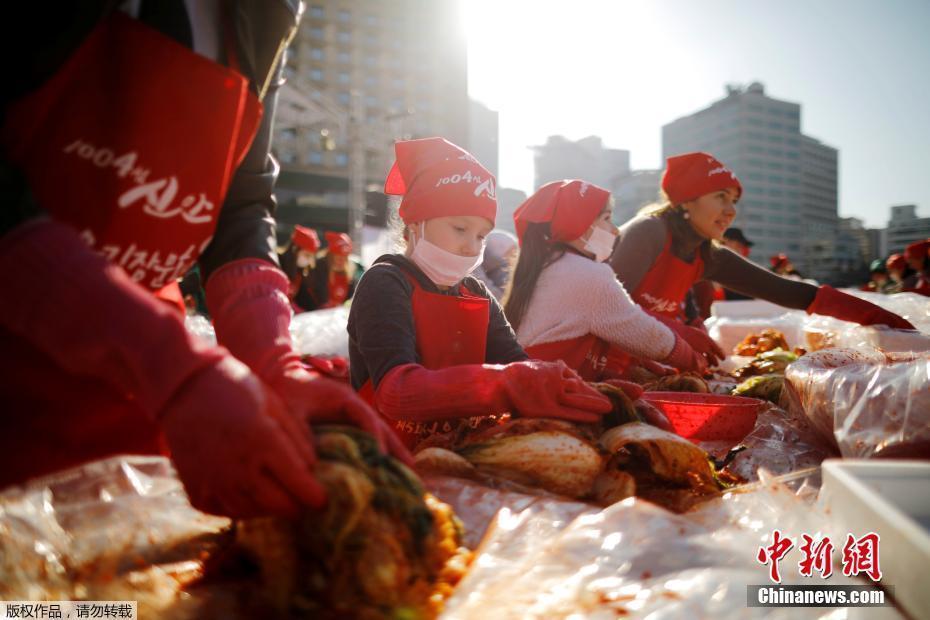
top-left (886, 204), bottom-right (930, 255)
top-left (496, 188), bottom-right (528, 234)
top-left (273, 0), bottom-right (468, 211)
top-left (468, 99), bottom-right (499, 179)
top-left (611, 170), bottom-right (661, 226)
top-left (662, 83), bottom-right (838, 278)
top-left (532, 135), bottom-right (630, 191)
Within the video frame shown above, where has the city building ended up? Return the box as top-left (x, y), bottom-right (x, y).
top-left (532, 135), bottom-right (630, 190)
top-left (468, 99), bottom-right (499, 179)
top-left (662, 83), bottom-right (837, 279)
top-left (495, 187), bottom-right (528, 234)
top-left (885, 204), bottom-right (930, 255)
top-left (271, 0), bottom-right (469, 242)
top-left (611, 170), bottom-right (661, 226)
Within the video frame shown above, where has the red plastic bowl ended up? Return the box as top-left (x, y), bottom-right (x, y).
top-left (640, 391), bottom-right (763, 442)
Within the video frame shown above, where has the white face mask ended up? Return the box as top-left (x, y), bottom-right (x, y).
top-left (409, 222), bottom-right (484, 286)
top-left (296, 254), bottom-right (312, 268)
top-left (583, 225), bottom-right (617, 262)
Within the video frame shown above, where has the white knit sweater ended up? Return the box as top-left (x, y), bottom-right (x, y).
top-left (515, 252), bottom-right (676, 360)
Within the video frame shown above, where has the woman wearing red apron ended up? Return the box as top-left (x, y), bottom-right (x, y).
top-left (0, 3), bottom-right (402, 519)
top-left (609, 152), bottom-right (914, 358)
top-left (347, 138), bottom-right (612, 450)
top-left (502, 179), bottom-right (705, 382)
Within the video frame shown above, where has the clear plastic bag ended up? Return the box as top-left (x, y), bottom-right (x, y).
top-left (290, 306), bottom-right (350, 357)
top-left (784, 347), bottom-right (930, 459)
top-left (441, 469), bottom-right (902, 619)
top-left (422, 474), bottom-right (596, 550)
top-left (184, 307), bottom-right (351, 357)
top-left (0, 456), bottom-right (230, 610)
top-left (718, 403), bottom-right (838, 482)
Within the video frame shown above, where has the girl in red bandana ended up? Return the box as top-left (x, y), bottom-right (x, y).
top-left (610, 152), bottom-right (913, 364)
top-left (503, 180), bottom-right (707, 381)
top-left (347, 138), bottom-right (612, 450)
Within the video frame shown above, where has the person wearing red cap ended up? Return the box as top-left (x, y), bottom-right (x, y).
top-left (502, 179), bottom-right (707, 381)
top-left (279, 225), bottom-right (321, 309)
top-left (609, 152), bottom-right (915, 343)
top-left (347, 138), bottom-right (613, 450)
top-left (885, 253), bottom-right (908, 293)
top-left (289, 230), bottom-right (364, 311)
top-left (901, 239), bottom-right (930, 296)
top-left (769, 253), bottom-right (804, 280)
top-left (0, 3), bottom-right (407, 517)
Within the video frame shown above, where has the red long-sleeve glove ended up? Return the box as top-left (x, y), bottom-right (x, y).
top-left (650, 311), bottom-right (725, 366)
top-left (661, 332), bottom-right (708, 372)
top-left (807, 285), bottom-right (915, 330)
top-left (0, 219), bottom-right (324, 517)
top-left (205, 259), bottom-right (411, 465)
top-left (374, 359), bottom-right (612, 424)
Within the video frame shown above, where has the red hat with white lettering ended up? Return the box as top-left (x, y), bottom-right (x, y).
top-left (662, 152), bottom-right (742, 205)
top-left (292, 225), bottom-right (320, 253)
top-left (325, 231), bottom-right (352, 256)
top-left (385, 137), bottom-right (497, 226)
top-left (513, 179), bottom-right (611, 244)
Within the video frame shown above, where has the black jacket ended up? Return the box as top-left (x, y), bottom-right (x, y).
top-left (1, 0), bottom-right (302, 281)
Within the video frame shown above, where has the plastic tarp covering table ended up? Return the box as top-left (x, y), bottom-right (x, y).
top-left (440, 470), bottom-right (902, 619)
top-left (0, 456), bottom-right (230, 616)
top-left (784, 348), bottom-right (930, 459)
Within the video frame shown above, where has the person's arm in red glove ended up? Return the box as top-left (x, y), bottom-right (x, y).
top-left (374, 359), bottom-right (612, 424)
top-left (204, 258), bottom-right (412, 465)
top-left (648, 310), bottom-right (725, 367)
top-left (807, 285), bottom-right (915, 330)
top-left (0, 219), bottom-right (324, 518)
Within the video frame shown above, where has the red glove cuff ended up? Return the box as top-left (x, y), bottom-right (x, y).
top-left (205, 258), bottom-right (301, 381)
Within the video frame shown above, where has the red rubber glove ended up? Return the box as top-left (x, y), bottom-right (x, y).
top-left (205, 259), bottom-right (412, 465)
top-left (650, 311), bottom-right (725, 366)
top-left (661, 332), bottom-right (708, 373)
top-left (161, 357), bottom-right (326, 518)
top-left (375, 360), bottom-right (612, 424)
top-left (808, 285), bottom-right (915, 330)
top-left (0, 219), bottom-right (322, 517)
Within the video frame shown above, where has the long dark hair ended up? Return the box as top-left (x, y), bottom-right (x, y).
top-left (502, 222), bottom-right (568, 331)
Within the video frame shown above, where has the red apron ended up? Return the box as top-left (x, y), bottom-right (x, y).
top-left (0, 13), bottom-right (262, 486)
top-left (359, 271), bottom-right (495, 449)
top-left (525, 335), bottom-right (633, 382)
top-left (632, 233), bottom-right (704, 321)
top-left (323, 270), bottom-right (351, 308)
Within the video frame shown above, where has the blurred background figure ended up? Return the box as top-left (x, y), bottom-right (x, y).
top-left (293, 231), bottom-right (364, 311)
top-left (885, 253), bottom-right (908, 293)
top-left (861, 259), bottom-right (891, 293)
top-left (769, 253), bottom-right (804, 280)
top-left (472, 229), bottom-right (518, 300)
top-left (902, 239), bottom-right (930, 295)
top-left (280, 225), bottom-right (321, 310)
top-left (720, 228), bottom-right (755, 301)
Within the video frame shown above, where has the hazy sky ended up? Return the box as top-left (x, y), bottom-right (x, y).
top-left (462, 0), bottom-right (930, 228)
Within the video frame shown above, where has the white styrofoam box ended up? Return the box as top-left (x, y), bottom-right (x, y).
top-left (710, 298), bottom-right (789, 319)
top-left (820, 459), bottom-right (930, 620)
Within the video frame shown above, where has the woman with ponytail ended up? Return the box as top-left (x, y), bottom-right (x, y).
top-left (504, 180), bottom-right (707, 381)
